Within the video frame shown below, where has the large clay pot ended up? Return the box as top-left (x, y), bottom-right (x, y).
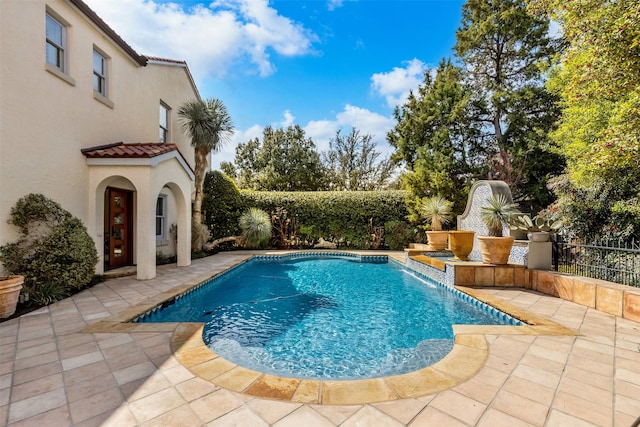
top-left (449, 230), bottom-right (475, 261)
top-left (477, 236), bottom-right (515, 265)
top-left (426, 231), bottom-right (448, 251)
top-left (0, 275), bottom-right (24, 318)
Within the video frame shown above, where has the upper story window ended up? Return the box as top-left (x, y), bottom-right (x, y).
top-left (46, 13), bottom-right (66, 71)
top-left (45, 9), bottom-right (75, 86)
top-left (93, 49), bottom-right (107, 97)
top-left (159, 103), bottom-right (170, 143)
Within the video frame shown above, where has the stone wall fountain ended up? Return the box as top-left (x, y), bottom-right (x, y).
top-left (405, 180), bottom-right (552, 287)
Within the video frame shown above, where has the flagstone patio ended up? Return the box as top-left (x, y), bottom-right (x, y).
top-left (1, 251), bottom-right (639, 426)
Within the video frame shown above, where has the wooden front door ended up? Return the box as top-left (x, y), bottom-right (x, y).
top-left (106, 189), bottom-right (132, 269)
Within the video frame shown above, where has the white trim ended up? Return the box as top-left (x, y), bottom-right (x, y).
top-left (85, 151), bottom-right (195, 180)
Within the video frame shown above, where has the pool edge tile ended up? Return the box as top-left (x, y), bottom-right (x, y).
top-left (384, 367), bottom-right (459, 399)
top-left (244, 374), bottom-right (301, 401)
top-left (214, 366), bottom-right (263, 393)
top-left (321, 378), bottom-right (397, 405)
top-left (291, 380), bottom-right (321, 404)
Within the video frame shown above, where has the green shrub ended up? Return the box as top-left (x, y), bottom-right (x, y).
top-left (242, 190), bottom-right (409, 248)
top-left (202, 171), bottom-right (246, 240)
top-left (384, 220), bottom-right (423, 250)
top-left (0, 194), bottom-right (98, 304)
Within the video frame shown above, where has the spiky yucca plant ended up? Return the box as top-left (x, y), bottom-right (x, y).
top-left (480, 195), bottom-right (518, 237)
top-left (239, 208), bottom-right (272, 248)
top-left (420, 196), bottom-right (453, 231)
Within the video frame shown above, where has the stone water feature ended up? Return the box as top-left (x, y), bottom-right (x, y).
top-left (405, 180), bottom-right (552, 287)
top-left (458, 180), bottom-right (528, 264)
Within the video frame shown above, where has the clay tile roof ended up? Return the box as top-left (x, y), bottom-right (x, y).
top-left (81, 142), bottom-right (178, 158)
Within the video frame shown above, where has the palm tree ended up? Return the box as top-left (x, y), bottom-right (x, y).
top-left (178, 98), bottom-right (234, 233)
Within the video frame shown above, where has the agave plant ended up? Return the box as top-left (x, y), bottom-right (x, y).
top-left (420, 196), bottom-right (453, 231)
top-left (510, 214), bottom-right (564, 233)
top-left (239, 208), bottom-right (272, 248)
top-left (480, 194), bottom-right (518, 237)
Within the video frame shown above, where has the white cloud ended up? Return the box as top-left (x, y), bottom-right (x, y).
top-left (327, 0), bottom-right (343, 11)
top-left (370, 58), bottom-right (427, 108)
top-left (84, 0), bottom-right (317, 81)
top-left (304, 104), bottom-right (395, 154)
top-left (280, 110), bottom-right (296, 127)
top-left (212, 124), bottom-right (263, 170)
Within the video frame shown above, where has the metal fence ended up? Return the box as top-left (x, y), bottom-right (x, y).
top-left (553, 237), bottom-right (640, 287)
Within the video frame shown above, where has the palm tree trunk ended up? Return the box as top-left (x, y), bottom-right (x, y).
top-left (192, 147), bottom-right (209, 225)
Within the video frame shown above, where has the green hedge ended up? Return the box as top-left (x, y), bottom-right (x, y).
top-left (202, 171), bottom-right (247, 240)
top-left (242, 190), bottom-right (409, 248)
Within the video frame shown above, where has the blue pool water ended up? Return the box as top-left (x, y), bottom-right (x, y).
top-left (137, 254), bottom-right (520, 380)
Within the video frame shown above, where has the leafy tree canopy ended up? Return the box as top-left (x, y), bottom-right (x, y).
top-left (322, 128), bottom-right (396, 191)
top-left (227, 125), bottom-right (325, 191)
top-left (527, 0), bottom-right (640, 239)
top-left (224, 125), bottom-right (395, 191)
top-left (388, 59), bottom-right (485, 220)
top-left (455, 0), bottom-right (563, 203)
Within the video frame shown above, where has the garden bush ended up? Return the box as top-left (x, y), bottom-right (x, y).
top-left (0, 194), bottom-right (98, 305)
top-left (384, 220), bottom-right (424, 250)
top-left (242, 190), bottom-right (409, 248)
top-left (202, 171), bottom-right (246, 240)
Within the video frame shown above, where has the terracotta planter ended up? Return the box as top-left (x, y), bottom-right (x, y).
top-left (426, 231), bottom-right (448, 251)
top-left (448, 230), bottom-right (475, 261)
top-left (477, 236), bottom-right (515, 265)
top-left (0, 275), bottom-right (24, 318)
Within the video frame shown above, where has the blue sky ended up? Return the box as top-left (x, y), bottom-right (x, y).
top-left (84, 0), bottom-right (466, 169)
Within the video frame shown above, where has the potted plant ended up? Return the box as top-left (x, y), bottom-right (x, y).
top-left (0, 275), bottom-right (24, 318)
top-left (448, 230), bottom-right (475, 261)
top-left (478, 194), bottom-right (518, 264)
top-left (420, 196), bottom-right (453, 251)
top-left (510, 213), bottom-right (563, 242)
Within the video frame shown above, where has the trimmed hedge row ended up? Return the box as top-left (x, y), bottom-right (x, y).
top-left (241, 190), bottom-right (410, 248)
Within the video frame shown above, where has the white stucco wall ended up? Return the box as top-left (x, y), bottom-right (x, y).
top-left (0, 0), bottom-right (201, 277)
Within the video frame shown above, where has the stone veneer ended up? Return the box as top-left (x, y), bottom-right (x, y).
top-left (526, 270), bottom-right (640, 322)
top-left (408, 253), bottom-right (640, 322)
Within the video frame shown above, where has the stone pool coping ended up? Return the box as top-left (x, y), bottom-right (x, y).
top-left (82, 253), bottom-right (578, 405)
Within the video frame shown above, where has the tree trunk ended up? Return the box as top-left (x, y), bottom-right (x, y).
top-left (203, 236), bottom-right (239, 251)
top-left (493, 109), bottom-right (513, 185)
top-left (193, 147), bottom-right (209, 225)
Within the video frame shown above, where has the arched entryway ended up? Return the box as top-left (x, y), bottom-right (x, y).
top-left (83, 143), bottom-right (194, 280)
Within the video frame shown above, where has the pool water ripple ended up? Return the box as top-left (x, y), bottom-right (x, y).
top-left (139, 255), bottom-right (517, 380)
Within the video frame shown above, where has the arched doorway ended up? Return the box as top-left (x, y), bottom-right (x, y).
top-left (104, 187), bottom-right (134, 270)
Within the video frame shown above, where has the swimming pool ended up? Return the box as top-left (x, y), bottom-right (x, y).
top-left (136, 253), bottom-right (521, 380)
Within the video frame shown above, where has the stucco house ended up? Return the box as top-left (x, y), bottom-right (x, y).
top-left (0, 0), bottom-right (204, 280)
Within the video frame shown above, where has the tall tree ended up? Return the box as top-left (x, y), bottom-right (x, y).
top-left (322, 128), bottom-right (395, 190)
top-left (527, 0), bottom-right (640, 239)
top-left (178, 98), bottom-right (234, 234)
top-left (228, 125), bottom-right (325, 191)
top-left (454, 0), bottom-right (563, 208)
top-left (388, 59), bottom-right (484, 219)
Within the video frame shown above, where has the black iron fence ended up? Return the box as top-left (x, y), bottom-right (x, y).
top-left (553, 237), bottom-right (640, 287)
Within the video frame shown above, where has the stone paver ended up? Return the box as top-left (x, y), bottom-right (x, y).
top-left (1, 251), bottom-right (640, 426)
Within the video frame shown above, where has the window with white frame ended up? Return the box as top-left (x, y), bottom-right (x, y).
top-left (156, 196), bottom-right (166, 239)
top-left (93, 49), bottom-right (108, 97)
top-left (46, 13), bottom-right (66, 71)
top-left (159, 103), bottom-right (170, 143)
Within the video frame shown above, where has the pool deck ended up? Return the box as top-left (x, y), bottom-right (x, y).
top-left (2, 251), bottom-right (640, 426)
